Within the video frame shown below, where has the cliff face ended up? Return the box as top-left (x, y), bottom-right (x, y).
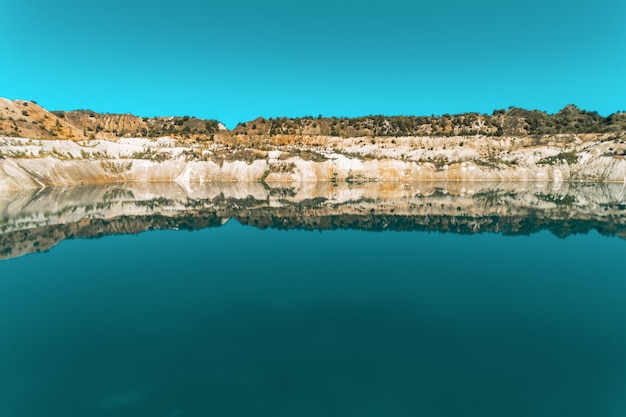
top-left (1, 98), bottom-right (626, 190)
top-left (1, 135), bottom-right (626, 191)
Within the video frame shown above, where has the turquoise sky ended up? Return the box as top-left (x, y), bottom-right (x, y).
top-left (2, 0), bottom-right (625, 127)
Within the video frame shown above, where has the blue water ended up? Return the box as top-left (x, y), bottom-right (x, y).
top-left (1, 220), bottom-right (626, 417)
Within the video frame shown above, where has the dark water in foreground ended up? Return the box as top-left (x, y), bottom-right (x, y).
top-left (1, 222), bottom-right (626, 417)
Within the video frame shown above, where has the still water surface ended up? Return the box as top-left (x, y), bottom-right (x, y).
top-left (1, 182), bottom-right (626, 416)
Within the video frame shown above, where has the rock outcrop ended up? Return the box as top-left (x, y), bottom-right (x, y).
top-left (2, 98), bottom-right (626, 190)
top-left (1, 135), bottom-right (626, 191)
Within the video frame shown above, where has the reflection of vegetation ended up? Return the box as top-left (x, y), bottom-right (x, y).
top-left (287, 197), bottom-right (327, 207)
top-left (133, 197), bottom-right (174, 210)
top-left (472, 189), bottom-right (517, 205)
top-left (103, 188), bottom-right (135, 201)
top-left (2, 183), bottom-right (626, 260)
top-left (269, 187), bottom-right (297, 199)
top-left (537, 194), bottom-right (577, 206)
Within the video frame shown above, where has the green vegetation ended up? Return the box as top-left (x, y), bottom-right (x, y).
top-left (537, 151), bottom-right (579, 165)
top-left (99, 160), bottom-right (133, 174)
top-left (141, 116), bottom-right (221, 138)
top-left (257, 105), bottom-right (626, 138)
top-left (3, 101), bottom-right (624, 148)
top-left (278, 149), bottom-right (328, 162)
top-left (130, 150), bottom-right (171, 162)
top-left (537, 194), bottom-right (577, 206)
top-left (268, 161), bottom-right (297, 174)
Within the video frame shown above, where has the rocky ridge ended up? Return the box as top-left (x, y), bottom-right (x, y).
top-left (1, 98), bottom-right (626, 190)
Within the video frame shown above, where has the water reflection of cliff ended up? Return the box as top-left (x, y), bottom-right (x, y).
top-left (1, 181), bottom-right (626, 260)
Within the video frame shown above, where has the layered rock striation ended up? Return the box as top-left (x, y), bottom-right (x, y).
top-left (2, 98), bottom-right (626, 190)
